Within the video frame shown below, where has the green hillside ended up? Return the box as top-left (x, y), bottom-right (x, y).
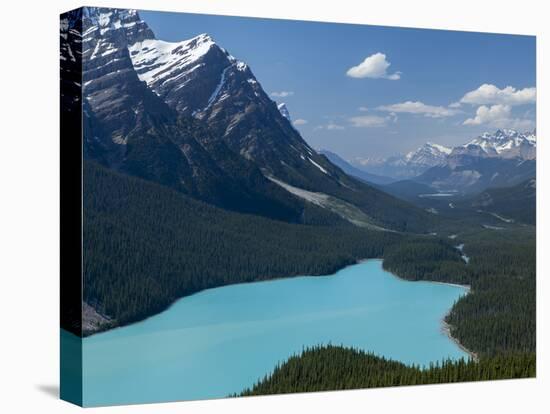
top-left (82, 161), bottom-right (402, 333)
top-left (240, 345), bottom-right (535, 396)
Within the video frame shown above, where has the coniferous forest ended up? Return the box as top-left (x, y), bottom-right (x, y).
top-left (242, 227), bottom-right (535, 394)
top-left (240, 345), bottom-right (535, 396)
top-left (83, 161), bottom-right (401, 332)
top-left (79, 118), bottom-right (537, 398)
top-left (83, 161), bottom-right (536, 368)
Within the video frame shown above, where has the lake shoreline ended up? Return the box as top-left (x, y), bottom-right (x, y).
top-left (372, 261), bottom-right (476, 362)
top-left (84, 258), bottom-right (478, 373)
top-left (374, 260), bottom-right (476, 362)
top-left (441, 317), bottom-right (479, 362)
top-left (83, 257), bottom-right (369, 337)
top-left (82, 259), bottom-right (472, 405)
top-left (84, 256), bottom-right (474, 363)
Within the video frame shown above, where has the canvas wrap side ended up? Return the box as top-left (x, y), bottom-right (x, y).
top-left (60, 7), bottom-right (84, 407)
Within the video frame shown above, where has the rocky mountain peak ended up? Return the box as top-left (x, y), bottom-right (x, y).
top-left (404, 142), bottom-right (451, 166)
top-left (81, 7), bottom-right (155, 45)
top-left (460, 129), bottom-right (536, 160)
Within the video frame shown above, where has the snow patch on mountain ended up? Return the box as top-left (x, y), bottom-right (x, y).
top-left (129, 34), bottom-right (215, 85)
top-left (308, 157), bottom-right (329, 174)
top-left (404, 142), bottom-right (452, 166)
top-left (459, 129), bottom-right (536, 159)
top-left (277, 103), bottom-right (291, 121)
top-left (199, 65), bottom-right (231, 115)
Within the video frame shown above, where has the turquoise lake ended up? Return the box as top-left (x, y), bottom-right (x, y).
top-left (81, 259), bottom-right (469, 406)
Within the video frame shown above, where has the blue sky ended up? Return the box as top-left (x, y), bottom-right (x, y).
top-left (141, 9), bottom-right (536, 159)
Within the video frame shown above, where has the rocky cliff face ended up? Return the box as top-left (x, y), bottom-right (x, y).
top-left (65, 8), bottom-right (304, 221)
top-left (127, 27), bottom-right (338, 190)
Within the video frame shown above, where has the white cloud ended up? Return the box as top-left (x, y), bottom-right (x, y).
top-left (270, 91), bottom-right (294, 98)
top-left (346, 53), bottom-right (401, 80)
top-left (349, 115), bottom-right (389, 128)
top-left (463, 104), bottom-right (511, 125)
top-left (326, 122), bottom-right (345, 130)
top-left (460, 84), bottom-right (536, 106)
top-left (358, 106), bottom-right (369, 112)
top-left (463, 104), bottom-right (535, 130)
top-left (293, 119), bottom-right (308, 126)
top-left (448, 102), bottom-right (461, 108)
top-left (315, 122), bottom-right (345, 131)
top-left (377, 101), bottom-right (459, 118)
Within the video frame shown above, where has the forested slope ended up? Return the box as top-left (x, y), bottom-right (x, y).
top-left (383, 229), bottom-right (535, 357)
top-left (82, 161), bottom-right (402, 334)
top-left (83, 161), bottom-right (536, 361)
top-left (240, 345), bottom-right (535, 396)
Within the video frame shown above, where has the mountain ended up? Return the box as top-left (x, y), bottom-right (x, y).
top-left (126, 25), bottom-right (345, 191)
top-left (352, 129), bottom-right (536, 193)
top-left (319, 150), bottom-right (395, 185)
top-left (406, 142), bottom-right (452, 166)
top-left (415, 130), bottom-right (536, 193)
top-left (450, 129), bottom-right (536, 162)
top-left (354, 129), bottom-right (536, 183)
top-left (414, 157), bottom-right (535, 194)
top-left (456, 178), bottom-right (536, 225)
top-left (77, 8), bottom-right (327, 223)
top-left (68, 7), bottom-right (432, 232)
top-left (353, 142), bottom-right (451, 180)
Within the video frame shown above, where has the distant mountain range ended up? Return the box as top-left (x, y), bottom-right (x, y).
top-left (319, 150), bottom-right (395, 185)
top-left (415, 155), bottom-right (535, 194)
top-left (451, 129), bottom-right (536, 161)
top-left (417, 129), bottom-right (536, 193)
top-left (62, 7), bottom-right (431, 232)
top-left (352, 142), bottom-right (452, 180)
top-left (348, 129), bottom-right (536, 194)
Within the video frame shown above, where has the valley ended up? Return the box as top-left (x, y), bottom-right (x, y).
top-left (61, 6), bottom-right (537, 404)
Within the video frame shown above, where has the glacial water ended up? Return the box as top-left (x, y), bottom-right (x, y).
top-left (80, 259), bottom-right (469, 406)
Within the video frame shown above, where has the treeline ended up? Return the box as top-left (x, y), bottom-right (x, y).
top-left (82, 161), bottom-right (401, 334)
top-left (240, 345), bottom-right (535, 396)
top-left (382, 231), bottom-right (536, 357)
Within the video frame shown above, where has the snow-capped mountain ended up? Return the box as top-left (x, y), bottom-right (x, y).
top-left (71, 7), bottom-right (310, 221)
top-left (413, 130), bottom-right (537, 193)
top-left (352, 142), bottom-right (451, 180)
top-left (65, 7), bottom-right (430, 232)
top-left (405, 142), bottom-right (452, 167)
top-left (450, 129), bottom-right (536, 161)
top-left (128, 33), bottom-right (267, 121)
top-left (80, 8), bottom-right (173, 146)
top-left (122, 15), bottom-right (335, 186)
top-left (352, 129), bottom-right (536, 181)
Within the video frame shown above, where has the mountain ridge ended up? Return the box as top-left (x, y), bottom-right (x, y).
top-left (68, 7), bottom-right (433, 232)
top-left (349, 129), bottom-right (536, 193)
